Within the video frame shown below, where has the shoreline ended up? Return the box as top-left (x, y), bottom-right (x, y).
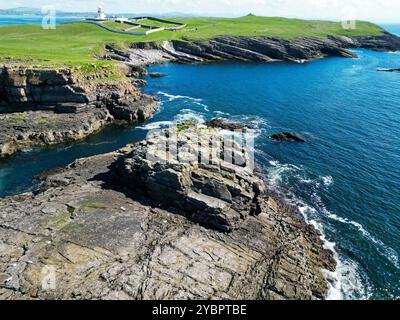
top-left (1, 31), bottom-right (400, 158)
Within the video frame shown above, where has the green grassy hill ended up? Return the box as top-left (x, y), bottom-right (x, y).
top-left (0, 16), bottom-right (385, 68)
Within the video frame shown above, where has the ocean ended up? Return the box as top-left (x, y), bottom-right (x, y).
top-left (0, 14), bottom-right (83, 25)
top-left (0, 18), bottom-right (399, 300)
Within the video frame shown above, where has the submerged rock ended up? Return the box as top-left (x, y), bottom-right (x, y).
top-left (270, 132), bottom-right (306, 142)
top-left (377, 68), bottom-right (400, 72)
top-left (149, 73), bottom-right (167, 78)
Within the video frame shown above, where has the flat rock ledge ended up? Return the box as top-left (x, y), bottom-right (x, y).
top-left (0, 123), bottom-right (336, 300)
top-left (0, 65), bottom-right (158, 157)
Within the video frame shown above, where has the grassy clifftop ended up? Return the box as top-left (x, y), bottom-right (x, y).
top-left (0, 16), bottom-right (385, 67)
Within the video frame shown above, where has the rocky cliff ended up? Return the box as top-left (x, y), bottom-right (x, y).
top-left (106, 33), bottom-right (400, 64)
top-left (0, 64), bottom-right (158, 157)
top-left (171, 33), bottom-right (400, 62)
top-left (0, 123), bottom-right (336, 300)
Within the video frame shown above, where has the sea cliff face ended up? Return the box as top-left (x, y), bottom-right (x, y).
top-left (0, 64), bottom-right (158, 157)
top-left (0, 123), bottom-right (336, 300)
top-left (106, 33), bottom-right (400, 64)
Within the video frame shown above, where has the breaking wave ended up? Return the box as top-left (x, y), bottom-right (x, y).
top-left (137, 121), bottom-right (174, 130)
top-left (265, 159), bottom-right (375, 300)
top-left (157, 91), bottom-right (203, 103)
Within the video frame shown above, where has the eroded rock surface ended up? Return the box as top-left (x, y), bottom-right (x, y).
top-left (0, 124), bottom-right (336, 300)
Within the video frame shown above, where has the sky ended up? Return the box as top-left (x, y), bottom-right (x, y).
top-left (1, 0), bottom-right (400, 23)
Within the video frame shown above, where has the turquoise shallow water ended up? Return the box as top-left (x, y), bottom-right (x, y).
top-left (0, 19), bottom-right (399, 299)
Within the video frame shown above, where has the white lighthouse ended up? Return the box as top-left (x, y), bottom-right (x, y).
top-left (97, 7), bottom-right (106, 20)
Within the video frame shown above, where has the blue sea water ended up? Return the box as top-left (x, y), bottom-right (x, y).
top-left (0, 18), bottom-right (400, 299)
top-left (0, 15), bottom-right (83, 25)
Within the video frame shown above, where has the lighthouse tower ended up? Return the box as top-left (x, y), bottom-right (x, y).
top-left (97, 7), bottom-right (106, 20)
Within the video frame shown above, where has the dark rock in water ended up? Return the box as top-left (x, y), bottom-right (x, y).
top-left (149, 73), bottom-right (167, 78)
top-left (377, 68), bottom-right (400, 72)
top-left (205, 118), bottom-right (255, 131)
top-left (270, 132), bottom-right (306, 142)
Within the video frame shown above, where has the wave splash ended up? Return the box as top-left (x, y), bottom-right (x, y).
top-left (264, 158), bottom-right (377, 300)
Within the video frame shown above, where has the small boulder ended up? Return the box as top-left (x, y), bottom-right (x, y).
top-left (149, 73), bottom-right (167, 78)
top-left (270, 132), bottom-right (306, 143)
top-left (376, 68), bottom-right (400, 72)
top-left (205, 118), bottom-right (254, 131)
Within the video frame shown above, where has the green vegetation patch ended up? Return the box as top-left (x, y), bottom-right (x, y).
top-left (12, 112), bottom-right (30, 120)
top-left (81, 202), bottom-right (108, 210)
top-left (36, 117), bottom-right (48, 124)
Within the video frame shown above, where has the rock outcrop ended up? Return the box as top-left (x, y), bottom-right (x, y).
top-left (108, 33), bottom-right (400, 65)
top-left (205, 118), bottom-right (255, 131)
top-left (0, 65), bottom-right (158, 157)
top-left (169, 34), bottom-right (400, 63)
top-left (0, 123), bottom-right (336, 300)
top-left (112, 124), bottom-right (262, 232)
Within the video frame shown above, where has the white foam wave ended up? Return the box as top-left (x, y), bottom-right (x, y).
top-left (214, 110), bottom-right (231, 117)
top-left (192, 101), bottom-right (210, 112)
top-left (329, 216), bottom-right (400, 269)
top-left (266, 160), bottom-right (301, 185)
top-left (137, 121), bottom-right (173, 130)
top-left (326, 258), bottom-right (372, 300)
top-left (269, 160), bottom-right (279, 167)
top-left (312, 192), bottom-right (400, 270)
top-left (322, 175), bottom-right (334, 187)
top-left (157, 91), bottom-right (203, 102)
top-left (268, 160), bottom-right (374, 299)
top-left (175, 110), bottom-right (206, 124)
top-left (298, 203), bottom-right (371, 300)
